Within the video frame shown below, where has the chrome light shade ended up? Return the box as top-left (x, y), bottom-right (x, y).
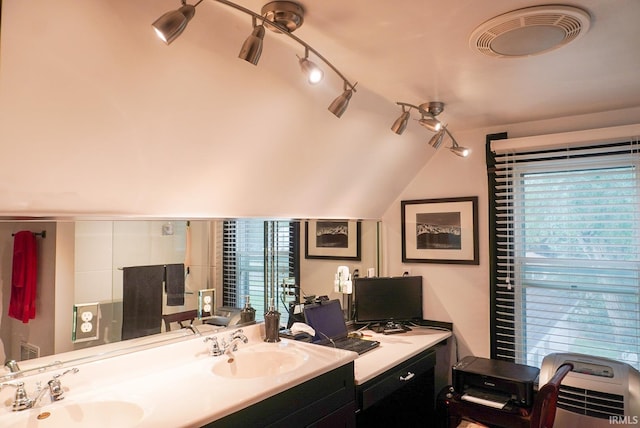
top-left (298, 54), bottom-right (324, 84)
top-left (428, 130), bottom-right (446, 148)
top-left (152, 3), bottom-right (196, 45)
top-left (391, 110), bottom-right (410, 135)
top-left (450, 142), bottom-right (470, 157)
top-left (418, 116), bottom-right (442, 132)
top-left (328, 86), bottom-right (354, 118)
top-left (238, 22), bottom-right (266, 65)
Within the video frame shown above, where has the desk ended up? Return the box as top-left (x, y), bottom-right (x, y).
top-left (353, 327), bottom-right (451, 427)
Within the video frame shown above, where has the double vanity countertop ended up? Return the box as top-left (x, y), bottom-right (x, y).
top-left (0, 324), bottom-right (450, 427)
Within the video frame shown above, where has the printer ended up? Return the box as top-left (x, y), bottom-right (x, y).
top-left (452, 356), bottom-right (540, 407)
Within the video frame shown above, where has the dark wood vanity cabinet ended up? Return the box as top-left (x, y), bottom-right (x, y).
top-left (205, 362), bottom-right (356, 428)
top-left (356, 349), bottom-right (437, 427)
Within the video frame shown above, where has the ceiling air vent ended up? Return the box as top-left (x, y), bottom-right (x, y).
top-left (469, 5), bottom-right (591, 58)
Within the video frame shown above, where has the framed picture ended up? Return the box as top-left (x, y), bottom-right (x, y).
top-left (305, 220), bottom-right (361, 260)
top-left (401, 196), bottom-right (479, 264)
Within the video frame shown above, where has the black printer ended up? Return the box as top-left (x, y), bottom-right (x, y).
top-left (452, 356), bottom-right (540, 407)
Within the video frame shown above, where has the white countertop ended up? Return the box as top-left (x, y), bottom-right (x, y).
top-left (0, 324), bottom-right (357, 428)
top-left (353, 326), bottom-right (451, 384)
top-left (0, 324), bottom-right (449, 427)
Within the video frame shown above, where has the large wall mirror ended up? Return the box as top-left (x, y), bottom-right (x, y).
top-left (0, 219), bottom-right (380, 364)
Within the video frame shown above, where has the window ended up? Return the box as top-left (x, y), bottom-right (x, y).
top-left (222, 219), bottom-right (299, 325)
top-left (489, 134), bottom-right (640, 370)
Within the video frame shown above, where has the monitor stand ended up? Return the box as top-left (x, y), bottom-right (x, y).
top-left (370, 321), bottom-right (412, 335)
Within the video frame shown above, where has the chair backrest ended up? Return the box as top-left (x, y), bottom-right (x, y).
top-left (162, 309), bottom-right (198, 331)
top-left (529, 362), bottom-right (573, 428)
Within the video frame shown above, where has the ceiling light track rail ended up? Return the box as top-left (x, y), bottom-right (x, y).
top-left (153, 0), bottom-right (357, 117)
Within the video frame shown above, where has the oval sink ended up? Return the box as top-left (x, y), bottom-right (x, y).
top-left (4, 400), bottom-right (145, 428)
top-left (212, 349), bottom-right (306, 379)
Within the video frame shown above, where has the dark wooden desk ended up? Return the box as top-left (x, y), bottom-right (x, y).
top-left (440, 388), bottom-right (533, 428)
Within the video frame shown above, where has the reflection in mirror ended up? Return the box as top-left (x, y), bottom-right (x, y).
top-left (0, 219), bottom-right (379, 370)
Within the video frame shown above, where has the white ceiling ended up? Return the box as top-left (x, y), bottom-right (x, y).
top-left (0, 0), bottom-right (638, 218)
top-left (234, 0), bottom-right (640, 131)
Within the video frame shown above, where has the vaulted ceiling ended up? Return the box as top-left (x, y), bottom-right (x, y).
top-left (0, 1), bottom-right (638, 218)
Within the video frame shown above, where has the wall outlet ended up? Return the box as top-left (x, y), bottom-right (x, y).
top-left (72, 303), bottom-right (100, 342)
top-left (198, 289), bottom-right (215, 320)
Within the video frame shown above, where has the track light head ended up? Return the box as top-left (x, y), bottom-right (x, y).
top-left (418, 115), bottom-right (442, 132)
top-left (298, 56), bottom-right (323, 84)
top-left (391, 110), bottom-right (410, 135)
top-left (152, 2), bottom-right (196, 45)
top-left (298, 48), bottom-right (323, 84)
top-left (450, 143), bottom-right (470, 157)
top-left (428, 130), bottom-right (446, 148)
top-left (239, 22), bottom-right (265, 65)
top-left (447, 131), bottom-right (470, 157)
top-left (328, 84), bottom-right (355, 118)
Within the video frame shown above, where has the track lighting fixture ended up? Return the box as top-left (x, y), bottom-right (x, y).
top-left (152, 1), bottom-right (357, 117)
top-left (152, 1), bottom-right (196, 45)
top-left (449, 139), bottom-right (470, 158)
top-left (391, 107), bottom-right (410, 135)
top-left (298, 48), bottom-right (324, 84)
top-left (238, 17), bottom-right (265, 65)
top-left (427, 129), bottom-right (446, 149)
top-left (418, 115), bottom-right (442, 132)
top-left (328, 82), bottom-right (356, 118)
top-left (392, 101), bottom-right (470, 157)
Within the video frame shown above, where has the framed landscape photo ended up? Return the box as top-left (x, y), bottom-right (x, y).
top-left (305, 220), bottom-right (361, 260)
top-left (401, 196), bottom-right (479, 264)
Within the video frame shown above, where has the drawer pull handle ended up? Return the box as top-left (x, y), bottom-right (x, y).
top-left (399, 372), bottom-right (415, 381)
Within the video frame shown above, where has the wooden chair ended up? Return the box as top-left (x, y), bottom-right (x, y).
top-left (162, 309), bottom-right (198, 332)
top-left (527, 362), bottom-right (573, 428)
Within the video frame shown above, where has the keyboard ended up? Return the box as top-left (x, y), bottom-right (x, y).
top-left (321, 337), bottom-right (379, 355)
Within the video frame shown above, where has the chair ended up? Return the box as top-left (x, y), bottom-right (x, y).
top-left (162, 309), bottom-right (198, 332)
top-left (527, 362), bottom-right (573, 428)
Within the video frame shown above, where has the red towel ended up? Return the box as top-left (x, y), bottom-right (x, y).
top-left (8, 231), bottom-right (38, 323)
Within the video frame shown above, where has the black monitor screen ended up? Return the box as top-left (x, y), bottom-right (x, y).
top-left (354, 276), bottom-right (423, 324)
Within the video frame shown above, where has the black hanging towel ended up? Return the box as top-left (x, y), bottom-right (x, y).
top-left (165, 263), bottom-right (185, 306)
top-left (121, 265), bottom-right (164, 340)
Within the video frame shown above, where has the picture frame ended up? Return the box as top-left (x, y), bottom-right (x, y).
top-left (305, 220), bottom-right (361, 260)
top-left (401, 196), bottom-right (479, 264)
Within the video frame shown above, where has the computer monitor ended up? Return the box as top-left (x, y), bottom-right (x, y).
top-left (354, 276), bottom-right (423, 325)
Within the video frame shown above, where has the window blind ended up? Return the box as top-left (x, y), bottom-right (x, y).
top-left (489, 137), bottom-right (640, 370)
top-left (222, 220), bottom-right (299, 325)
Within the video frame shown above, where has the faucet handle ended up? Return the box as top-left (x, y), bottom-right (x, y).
top-left (48, 368), bottom-right (78, 401)
top-left (0, 381), bottom-right (32, 411)
top-left (204, 336), bottom-right (222, 356)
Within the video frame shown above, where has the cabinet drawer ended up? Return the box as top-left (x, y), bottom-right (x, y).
top-left (358, 350), bottom-right (436, 410)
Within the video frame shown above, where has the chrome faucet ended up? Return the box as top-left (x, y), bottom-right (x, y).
top-left (226, 329), bottom-right (248, 351)
top-left (5, 360), bottom-right (21, 374)
top-left (203, 329), bottom-right (248, 358)
top-left (223, 330), bottom-right (248, 362)
top-left (204, 336), bottom-right (223, 356)
top-left (0, 368), bottom-right (79, 411)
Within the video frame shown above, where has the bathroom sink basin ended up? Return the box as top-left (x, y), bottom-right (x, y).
top-left (3, 400), bottom-right (145, 428)
top-left (212, 349), bottom-right (307, 379)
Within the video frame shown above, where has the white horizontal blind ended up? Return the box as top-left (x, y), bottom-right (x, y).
top-left (492, 139), bottom-right (640, 370)
top-left (222, 220), bottom-right (298, 325)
